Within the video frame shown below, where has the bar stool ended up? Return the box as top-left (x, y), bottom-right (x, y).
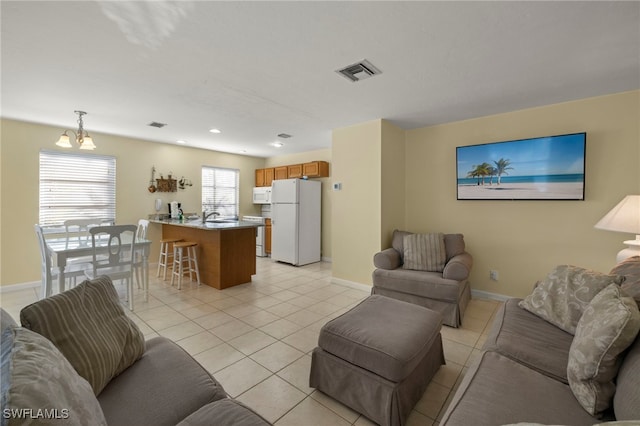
top-left (157, 238), bottom-right (182, 280)
top-left (170, 241), bottom-right (201, 290)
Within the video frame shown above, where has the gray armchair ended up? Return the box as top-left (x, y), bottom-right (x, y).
top-left (372, 230), bottom-right (473, 327)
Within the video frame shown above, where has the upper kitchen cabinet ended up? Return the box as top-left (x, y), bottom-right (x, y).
top-left (255, 168), bottom-right (275, 187)
top-left (255, 169), bottom-right (265, 187)
top-left (274, 166), bottom-right (288, 180)
top-left (287, 164), bottom-right (303, 179)
top-left (264, 168), bottom-right (274, 186)
top-left (302, 161), bottom-right (329, 178)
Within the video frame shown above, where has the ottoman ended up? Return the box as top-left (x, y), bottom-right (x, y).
top-left (309, 295), bottom-right (445, 426)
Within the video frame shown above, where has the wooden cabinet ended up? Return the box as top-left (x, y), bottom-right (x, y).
top-left (265, 218), bottom-right (272, 255)
top-left (287, 164), bottom-right (303, 178)
top-left (255, 168), bottom-right (275, 187)
top-left (274, 166), bottom-right (288, 180)
top-left (264, 168), bottom-right (274, 186)
top-left (255, 169), bottom-right (265, 187)
top-left (258, 161), bottom-right (329, 185)
top-left (302, 161), bottom-right (329, 178)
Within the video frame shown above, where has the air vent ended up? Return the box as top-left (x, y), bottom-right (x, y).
top-left (277, 133), bottom-right (292, 139)
top-left (148, 122), bottom-right (167, 128)
top-left (336, 59), bottom-right (381, 82)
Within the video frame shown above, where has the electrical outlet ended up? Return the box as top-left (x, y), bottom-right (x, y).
top-left (489, 270), bottom-right (499, 281)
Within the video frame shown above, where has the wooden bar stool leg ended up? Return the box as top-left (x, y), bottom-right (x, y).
top-left (190, 245), bottom-right (201, 286)
top-left (170, 245), bottom-right (180, 288)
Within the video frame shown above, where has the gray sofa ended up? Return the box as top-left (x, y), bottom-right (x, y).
top-left (372, 230), bottom-right (473, 327)
top-left (441, 259), bottom-right (640, 425)
top-left (1, 277), bottom-right (271, 426)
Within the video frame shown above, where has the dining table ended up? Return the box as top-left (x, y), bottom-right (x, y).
top-left (46, 234), bottom-right (152, 304)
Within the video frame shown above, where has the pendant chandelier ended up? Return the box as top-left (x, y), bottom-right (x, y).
top-left (55, 110), bottom-right (96, 150)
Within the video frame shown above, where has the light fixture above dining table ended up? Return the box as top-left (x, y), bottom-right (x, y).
top-left (55, 110), bottom-right (96, 150)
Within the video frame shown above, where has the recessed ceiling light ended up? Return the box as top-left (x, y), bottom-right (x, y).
top-left (209, 128), bottom-right (221, 134)
top-left (176, 140), bottom-right (186, 144)
top-left (271, 141), bottom-right (284, 148)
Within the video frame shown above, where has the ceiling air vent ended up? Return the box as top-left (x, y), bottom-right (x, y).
top-left (336, 59), bottom-right (381, 82)
top-left (148, 121), bottom-right (167, 128)
top-left (277, 133), bottom-right (292, 138)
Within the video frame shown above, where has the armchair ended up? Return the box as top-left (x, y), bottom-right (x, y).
top-left (372, 230), bottom-right (473, 327)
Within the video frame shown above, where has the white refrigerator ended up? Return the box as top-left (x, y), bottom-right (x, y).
top-left (271, 178), bottom-right (321, 266)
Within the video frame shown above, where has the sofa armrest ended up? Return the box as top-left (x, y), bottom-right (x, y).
top-left (374, 248), bottom-right (402, 270)
top-left (443, 252), bottom-right (473, 281)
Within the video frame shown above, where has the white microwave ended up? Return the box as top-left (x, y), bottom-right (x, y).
top-left (252, 187), bottom-right (271, 204)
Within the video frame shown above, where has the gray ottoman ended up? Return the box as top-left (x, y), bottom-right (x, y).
top-left (309, 295), bottom-right (445, 426)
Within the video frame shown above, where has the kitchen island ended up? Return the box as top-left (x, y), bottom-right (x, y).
top-left (150, 219), bottom-right (259, 290)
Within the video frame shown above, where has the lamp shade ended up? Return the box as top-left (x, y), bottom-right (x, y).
top-left (79, 135), bottom-right (96, 150)
top-left (594, 195), bottom-right (640, 234)
top-left (55, 133), bottom-right (72, 148)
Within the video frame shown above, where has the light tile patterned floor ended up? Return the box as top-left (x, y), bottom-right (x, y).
top-left (1, 258), bottom-right (502, 425)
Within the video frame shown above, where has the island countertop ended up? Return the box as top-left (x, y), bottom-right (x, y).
top-left (151, 219), bottom-right (259, 289)
top-left (149, 218), bottom-right (261, 230)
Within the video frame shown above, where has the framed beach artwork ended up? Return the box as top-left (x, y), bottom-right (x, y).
top-left (456, 132), bottom-right (586, 200)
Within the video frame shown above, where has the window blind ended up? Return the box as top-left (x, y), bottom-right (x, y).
top-left (201, 166), bottom-right (239, 219)
top-left (39, 150), bottom-right (116, 226)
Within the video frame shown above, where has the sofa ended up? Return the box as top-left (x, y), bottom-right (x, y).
top-left (0, 276), bottom-right (271, 426)
top-left (372, 230), bottom-right (473, 327)
top-left (441, 257), bottom-right (640, 425)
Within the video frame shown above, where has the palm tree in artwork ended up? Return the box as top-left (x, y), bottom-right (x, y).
top-left (488, 166), bottom-right (498, 185)
top-left (493, 158), bottom-right (513, 185)
top-left (467, 163), bottom-right (492, 185)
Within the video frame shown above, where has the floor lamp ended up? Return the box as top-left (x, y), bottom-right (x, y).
top-left (594, 195), bottom-right (640, 263)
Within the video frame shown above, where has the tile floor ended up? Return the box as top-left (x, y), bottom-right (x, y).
top-left (1, 258), bottom-right (502, 426)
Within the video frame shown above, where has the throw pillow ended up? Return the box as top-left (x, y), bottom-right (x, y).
top-left (567, 284), bottom-right (640, 416)
top-left (403, 233), bottom-right (446, 272)
top-left (610, 255), bottom-right (640, 305)
top-left (0, 325), bottom-right (107, 425)
top-left (518, 265), bottom-right (624, 335)
top-left (20, 276), bottom-right (145, 395)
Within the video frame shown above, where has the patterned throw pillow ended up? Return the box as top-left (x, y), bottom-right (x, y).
top-left (567, 284), bottom-right (640, 416)
top-left (403, 233), bottom-right (446, 272)
top-left (20, 276), bottom-right (145, 395)
top-left (1, 326), bottom-right (107, 425)
top-left (518, 265), bottom-right (625, 335)
top-left (610, 255), bottom-right (640, 305)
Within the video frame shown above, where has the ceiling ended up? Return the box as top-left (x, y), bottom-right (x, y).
top-left (2, 1), bottom-right (639, 158)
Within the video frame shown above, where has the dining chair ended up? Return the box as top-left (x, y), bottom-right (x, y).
top-left (63, 218), bottom-right (101, 268)
top-left (34, 224), bottom-right (86, 298)
top-left (134, 219), bottom-right (150, 289)
top-left (86, 225), bottom-right (137, 310)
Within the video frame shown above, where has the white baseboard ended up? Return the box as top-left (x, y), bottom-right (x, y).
top-left (471, 288), bottom-right (509, 302)
top-left (0, 281), bottom-right (40, 294)
top-left (321, 256), bottom-right (332, 263)
top-left (330, 277), bottom-right (372, 293)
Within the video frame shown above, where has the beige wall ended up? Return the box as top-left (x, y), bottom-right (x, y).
top-left (265, 149), bottom-right (332, 259)
top-left (405, 91), bottom-right (640, 298)
top-left (0, 118), bottom-right (265, 286)
top-left (381, 120), bottom-right (406, 248)
top-left (331, 120), bottom-right (383, 284)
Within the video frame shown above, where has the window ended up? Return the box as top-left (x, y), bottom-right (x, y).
top-left (201, 166), bottom-right (239, 219)
top-left (39, 150), bottom-right (116, 227)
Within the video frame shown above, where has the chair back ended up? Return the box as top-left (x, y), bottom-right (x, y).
top-left (137, 219), bottom-right (150, 240)
top-left (89, 225), bottom-right (137, 279)
top-left (64, 219), bottom-right (103, 244)
top-left (34, 224), bottom-right (54, 297)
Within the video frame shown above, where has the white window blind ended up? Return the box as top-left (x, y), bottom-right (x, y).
top-left (39, 150), bottom-right (116, 226)
top-left (201, 166), bottom-right (239, 219)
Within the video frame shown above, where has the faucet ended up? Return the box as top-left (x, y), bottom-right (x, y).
top-left (202, 211), bottom-right (220, 223)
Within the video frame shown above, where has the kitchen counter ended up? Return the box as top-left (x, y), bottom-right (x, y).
top-left (150, 218), bottom-right (261, 230)
top-left (150, 219), bottom-right (259, 290)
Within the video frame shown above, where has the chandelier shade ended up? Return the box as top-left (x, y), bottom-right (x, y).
top-left (55, 110), bottom-right (96, 150)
